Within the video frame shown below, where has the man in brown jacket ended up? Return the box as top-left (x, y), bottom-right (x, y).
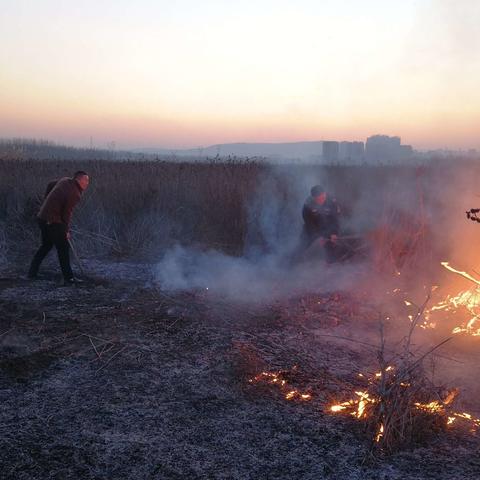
top-left (28, 171), bottom-right (90, 284)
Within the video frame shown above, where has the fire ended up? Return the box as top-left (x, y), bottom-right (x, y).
top-left (375, 424), bottom-right (384, 442)
top-left (330, 390), bottom-right (376, 419)
top-left (425, 288), bottom-right (480, 336)
top-left (405, 262), bottom-right (480, 336)
top-left (248, 369), bottom-right (312, 401)
top-left (414, 400), bottom-right (445, 413)
top-left (445, 412), bottom-right (480, 429)
top-left (330, 369), bottom-right (480, 441)
top-left (440, 262), bottom-right (480, 287)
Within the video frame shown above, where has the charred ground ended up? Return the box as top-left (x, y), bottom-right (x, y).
top-left (1, 260), bottom-right (480, 480)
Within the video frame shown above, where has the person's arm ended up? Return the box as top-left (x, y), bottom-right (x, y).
top-left (303, 203), bottom-right (318, 226)
top-left (327, 200), bottom-right (340, 238)
top-left (61, 189), bottom-right (81, 230)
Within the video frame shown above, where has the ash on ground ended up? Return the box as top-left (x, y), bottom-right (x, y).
top-left (1, 260), bottom-right (479, 480)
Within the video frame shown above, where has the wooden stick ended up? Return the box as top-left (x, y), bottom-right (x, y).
top-left (68, 238), bottom-right (85, 277)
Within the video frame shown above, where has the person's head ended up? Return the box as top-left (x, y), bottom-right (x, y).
top-left (310, 184), bottom-right (327, 205)
top-left (74, 171), bottom-right (90, 191)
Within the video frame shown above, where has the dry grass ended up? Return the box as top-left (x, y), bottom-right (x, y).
top-left (0, 158), bottom-right (263, 257)
top-left (0, 221), bottom-right (7, 267)
top-left (0, 156), bottom-right (477, 268)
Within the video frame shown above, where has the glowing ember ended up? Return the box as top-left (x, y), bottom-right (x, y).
top-left (375, 424), bottom-right (384, 442)
top-left (248, 370), bottom-right (312, 402)
top-left (414, 400), bottom-right (444, 413)
top-left (446, 412), bottom-right (480, 429)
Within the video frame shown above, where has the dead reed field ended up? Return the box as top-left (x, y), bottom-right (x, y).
top-left (1, 157), bottom-right (470, 265)
top-left (0, 158), bottom-right (263, 259)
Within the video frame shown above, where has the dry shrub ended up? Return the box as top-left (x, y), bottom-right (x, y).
top-left (366, 348), bottom-right (454, 453)
top-left (365, 304), bottom-right (454, 454)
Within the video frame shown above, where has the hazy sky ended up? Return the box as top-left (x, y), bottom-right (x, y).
top-left (1, 0), bottom-right (479, 149)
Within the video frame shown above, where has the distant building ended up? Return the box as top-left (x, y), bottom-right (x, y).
top-left (365, 135), bottom-right (412, 163)
top-left (322, 141), bottom-right (339, 163)
top-left (399, 144), bottom-right (413, 159)
top-left (339, 141), bottom-right (365, 164)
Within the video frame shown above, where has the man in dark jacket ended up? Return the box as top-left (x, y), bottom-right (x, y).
top-left (28, 171), bottom-right (89, 284)
top-left (301, 184), bottom-right (340, 262)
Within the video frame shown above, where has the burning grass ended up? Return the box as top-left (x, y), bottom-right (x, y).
top-left (326, 289), bottom-right (480, 454)
top-left (248, 367), bottom-right (313, 402)
top-left (329, 361), bottom-right (480, 453)
top-left (405, 262), bottom-right (480, 338)
top-left (244, 288), bottom-right (480, 456)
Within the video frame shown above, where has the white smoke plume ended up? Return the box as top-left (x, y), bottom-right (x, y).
top-left (154, 165), bottom-right (377, 303)
top-left (155, 162), bottom-right (480, 304)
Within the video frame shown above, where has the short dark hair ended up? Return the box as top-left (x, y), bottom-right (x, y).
top-left (74, 171), bottom-right (88, 178)
top-left (310, 185), bottom-right (325, 197)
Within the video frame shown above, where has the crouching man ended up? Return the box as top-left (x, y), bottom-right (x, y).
top-left (28, 171), bottom-right (89, 285)
top-left (301, 184), bottom-right (340, 263)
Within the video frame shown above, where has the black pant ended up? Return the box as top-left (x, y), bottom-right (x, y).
top-left (29, 220), bottom-right (73, 280)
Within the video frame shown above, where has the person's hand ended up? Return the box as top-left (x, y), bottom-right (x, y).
top-left (330, 234), bottom-right (338, 243)
top-left (66, 231), bottom-right (71, 240)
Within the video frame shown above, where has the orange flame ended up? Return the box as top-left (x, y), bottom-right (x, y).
top-left (248, 370), bottom-right (312, 402)
top-left (406, 262), bottom-right (480, 336)
top-left (440, 262), bottom-right (480, 286)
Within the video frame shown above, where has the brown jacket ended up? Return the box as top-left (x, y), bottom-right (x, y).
top-left (37, 177), bottom-right (83, 228)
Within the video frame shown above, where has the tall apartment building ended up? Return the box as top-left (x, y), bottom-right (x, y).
top-left (365, 135), bottom-right (413, 163)
top-left (322, 141), bottom-right (339, 163)
top-left (339, 141), bottom-right (365, 163)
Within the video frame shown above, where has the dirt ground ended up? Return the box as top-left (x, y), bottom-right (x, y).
top-left (1, 259), bottom-right (480, 480)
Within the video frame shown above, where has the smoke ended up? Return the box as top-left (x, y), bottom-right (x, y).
top-left (155, 161), bottom-right (480, 304)
top-left (157, 243), bottom-right (368, 303)
top-left (155, 164), bottom-right (367, 303)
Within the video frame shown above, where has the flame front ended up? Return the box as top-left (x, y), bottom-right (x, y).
top-left (407, 262), bottom-right (480, 336)
top-left (440, 262), bottom-right (480, 287)
top-left (248, 370), bottom-right (312, 402)
top-left (425, 286), bottom-right (480, 336)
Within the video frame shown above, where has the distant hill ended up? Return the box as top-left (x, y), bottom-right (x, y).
top-left (135, 141), bottom-right (325, 160)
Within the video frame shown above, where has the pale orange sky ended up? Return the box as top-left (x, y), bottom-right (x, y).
top-left (1, 0), bottom-right (479, 150)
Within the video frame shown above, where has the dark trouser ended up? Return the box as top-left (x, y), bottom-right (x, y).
top-left (29, 220), bottom-right (73, 280)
